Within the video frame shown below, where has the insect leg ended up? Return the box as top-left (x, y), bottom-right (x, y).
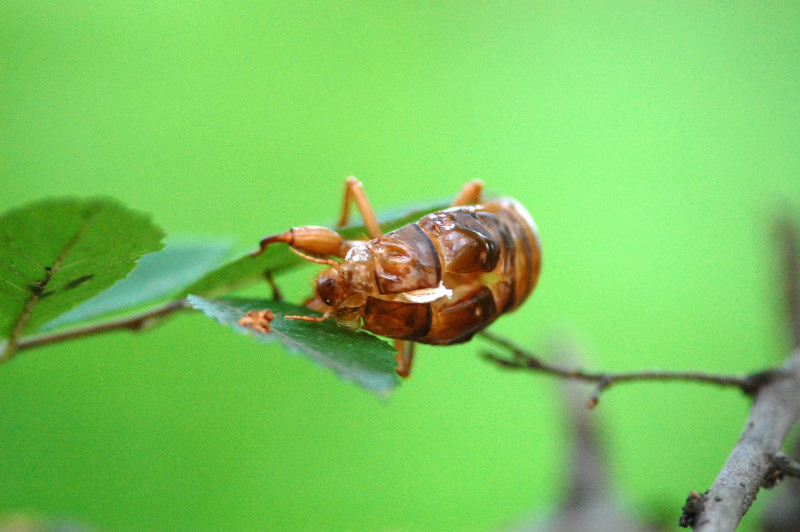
top-left (338, 176), bottom-right (382, 238)
top-left (393, 339), bottom-right (416, 378)
top-left (263, 271), bottom-right (283, 301)
top-left (253, 226), bottom-right (347, 258)
top-left (285, 310), bottom-right (332, 322)
top-left (451, 179), bottom-right (484, 206)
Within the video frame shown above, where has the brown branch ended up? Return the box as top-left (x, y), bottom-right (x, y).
top-left (479, 330), bottom-right (775, 408)
top-left (10, 298), bottom-right (187, 354)
top-left (684, 214), bottom-right (800, 531)
top-left (683, 349), bottom-right (800, 531)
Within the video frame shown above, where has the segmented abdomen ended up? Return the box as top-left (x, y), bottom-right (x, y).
top-left (363, 199), bottom-right (541, 344)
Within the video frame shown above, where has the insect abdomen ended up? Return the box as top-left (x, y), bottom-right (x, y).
top-left (362, 199), bottom-right (541, 345)
top-left (363, 285), bottom-right (499, 345)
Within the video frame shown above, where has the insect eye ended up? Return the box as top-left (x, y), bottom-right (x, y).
top-left (316, 270), bottom-right (343, 306)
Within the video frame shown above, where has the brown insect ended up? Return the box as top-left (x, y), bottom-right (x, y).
top-left (253, 177), bottom-right (541, 377)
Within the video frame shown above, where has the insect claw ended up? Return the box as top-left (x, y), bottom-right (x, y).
top-left (252, 231), bottom-right (294, 257)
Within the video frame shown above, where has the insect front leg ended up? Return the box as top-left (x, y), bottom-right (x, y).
top-left (338, 176), bottom-right (383, 238)
top-left (451, 180), bottom-right (484, 206)
top-left (253, 225), bottom-right (348, 259)
top-left (393, 340), bottom-right (416, 378)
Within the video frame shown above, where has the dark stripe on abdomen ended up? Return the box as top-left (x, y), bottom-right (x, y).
top-left (363, 297), bottom-right (433, 341)
top-left (420, 285), bottom-right (498, 345)
top-left (474, 211), bottom-right (517, 313)
top-left (499, 207), bottom-right (535, 309)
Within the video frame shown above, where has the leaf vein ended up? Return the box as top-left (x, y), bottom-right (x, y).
top-left (1, 231), bottom-right (47, 270)
top-left (2, 202), bottom-right (103, 357)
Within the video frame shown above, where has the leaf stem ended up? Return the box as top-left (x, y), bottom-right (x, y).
top-left (7, 299), bottom-right (187, 356)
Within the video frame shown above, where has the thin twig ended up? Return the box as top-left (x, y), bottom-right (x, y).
top-left (763, 452), bottom-right (800, 488)
top-left (11, 298), bottom-right (188, 354)
top-left (479, 330), bottom-right (772, 407)
top-left (763, 439), bottom-right (800, 531)
top-left (775, 452), bottom-right (800, 479)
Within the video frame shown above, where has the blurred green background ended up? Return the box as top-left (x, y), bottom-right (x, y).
top-left (1, 2), bottom-right (799, 530)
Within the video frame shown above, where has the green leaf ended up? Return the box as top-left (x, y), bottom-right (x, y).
top-left (180, 243), bottom-right (302, 299)
top-left (188, 296), bottom-right (399, 395)
top-left (0, 197), bottom-right (164, 356)
top-left (184, 200), bottom-right (449, 298)
top-left (42, 240), bottom-right (231, 331)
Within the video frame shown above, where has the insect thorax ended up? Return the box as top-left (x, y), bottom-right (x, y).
top-left (315, 244), bottom-right (376, 330)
